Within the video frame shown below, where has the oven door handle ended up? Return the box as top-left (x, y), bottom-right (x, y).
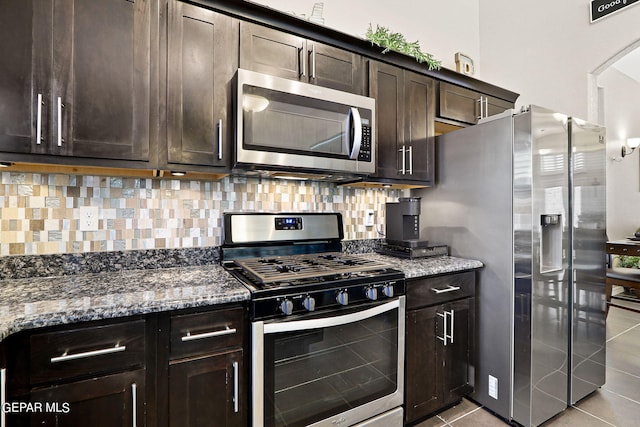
top-left (263, 299), bottom-right (400, 334)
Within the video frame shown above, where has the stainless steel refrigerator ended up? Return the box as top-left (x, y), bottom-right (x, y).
top-left (417, 105), bottom-right (607, 426)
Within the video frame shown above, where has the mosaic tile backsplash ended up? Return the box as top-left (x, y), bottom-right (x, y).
top-left (0, 172), bottom-right (406, 256)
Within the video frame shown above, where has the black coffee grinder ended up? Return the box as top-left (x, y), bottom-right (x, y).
top-left (385, 197), bottom-right (429, 248)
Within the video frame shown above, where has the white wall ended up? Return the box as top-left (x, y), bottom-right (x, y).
top-left (599, 67), bottom-right (640, 239)
top-left (248, 0), bottom-right (481, 73)
top-left (478, 0), bottom-right (640, 119)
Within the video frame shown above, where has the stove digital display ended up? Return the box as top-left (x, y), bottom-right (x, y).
top-left (275, 217), bottom-right (303, 230)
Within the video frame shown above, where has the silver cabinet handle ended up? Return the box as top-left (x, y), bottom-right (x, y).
top-left (232, 361), bottom-right (239, 413)
top-left (399, 145), bottom-right (406, 174)
top-left (407, 145), bottom-right (413, 175)
top-left (477, 96), bottom-right (486, 120)
top-left (437, 311), bottom-right (448, 346)
top-left (310, 43), bottom-right (316, 79)
top-left (57, 97), bottom-right (65, 147)
top-left (50, 344), bottom-right (126, 363)
top-left (431, 285), bottom-right (461, 294)
top-left (1, 368), bottom-right (6, 427)
top-left (36, 94), bottom-right (43, 145)
top-left (181, 326), bottom-right (236, 342)
top-left (217, 119), bottom-right (223, 160)
top-left (131, 383), bottom-right (137, 427)
top-left (437, 309), bottom-right (455, 346)
top-left (299, 42), bottom-right (306, 78)
top-left (448, 309), bottom-right (455, 344)
top-left (484, 97), bottom-right (489, 118)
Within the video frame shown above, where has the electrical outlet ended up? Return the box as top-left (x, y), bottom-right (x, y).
top-left (364, 210), bottom-right (375, 227)
top-left (488, 375), bottom-right (498, 399)
top-left (79, 206), bottom-right (99, 231)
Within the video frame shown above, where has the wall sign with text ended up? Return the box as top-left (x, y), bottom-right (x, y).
top-left (591, 0), bottom-right (639, 22)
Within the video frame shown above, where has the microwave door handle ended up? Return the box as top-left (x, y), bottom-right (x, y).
top-left (348, 107), bottom-right (362, 159)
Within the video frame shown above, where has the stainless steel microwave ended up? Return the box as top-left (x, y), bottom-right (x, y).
top-left (235, 69), bottom-right (375, 179)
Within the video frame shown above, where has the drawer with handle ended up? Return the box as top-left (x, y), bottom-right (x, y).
top-left (170, 306), bottom-right (245, 360)
top-left (29, 319), bottom-right (146, 385)
top-left (607, 243), bottom-right (640, 256)
top-left (407, 271), bottom-right (475, 310)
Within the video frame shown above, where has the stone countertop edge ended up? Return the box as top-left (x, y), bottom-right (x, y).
top-left (0, 255), bottom-right (482, 341)
top-left (0, 264), bottom-right (250, 341)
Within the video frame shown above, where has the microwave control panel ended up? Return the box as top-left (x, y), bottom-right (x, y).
top-left (358, 123), bottom-right (372, 162)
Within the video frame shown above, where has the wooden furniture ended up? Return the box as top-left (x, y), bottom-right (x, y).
top-left (3, 303), bottom-right (248, 427)
top-left (164, 1), bottom-right (238, 173)
top-left (405, 271), bottom-right (476, 425)
top-left (1, 0), bottom-right (518, 184)
top-left (239, 21), bottom-right (366, 95)
top-left (0, 0), bottom-right (156, 169)
top-left (167, 306), bottom-right (247, 427)
top-left (369, 61), bottom-right (436, 186)
top-left (606, 240), bottom-right (640, 314)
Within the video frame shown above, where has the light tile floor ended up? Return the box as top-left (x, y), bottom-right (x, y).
top-left (414, 300), bottom-right (640, 427)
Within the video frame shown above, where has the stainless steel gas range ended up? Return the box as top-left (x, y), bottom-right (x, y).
top-left (221, 213), bottom-right (406, 427)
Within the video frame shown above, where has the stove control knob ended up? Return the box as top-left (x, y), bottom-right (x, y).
top-left (382, 284), bottom-right (394, 298)
top-left (336, 290), bottom-right (349, 306)
top-left (303, 296), bottom-right (316, 312)
top-left (365, 287), bottom-right (378, 301)
top-left (279, 299), bottom-right (294, 316)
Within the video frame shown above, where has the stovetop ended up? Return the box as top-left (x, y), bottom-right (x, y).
top-left (221, 213), bottom-right (405, 320)
top-left (232, 252), bottom-right (392, 285)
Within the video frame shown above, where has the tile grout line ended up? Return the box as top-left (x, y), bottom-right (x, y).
top-left (606, 321), bottom-right (640, 342)
top-left (442, 405), bottom-right (486, 425)
top-left (571, 405), bottom-right (618, 426)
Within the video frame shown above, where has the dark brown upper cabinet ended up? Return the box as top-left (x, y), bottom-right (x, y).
top-left (369, 61), bottom-right (435, 185)
top-left (239, 21), bottom-right (365, 95)
top-left (438, 81), bottom-right (513, 125)
top-left (164, 1), bottom-right (238, 171)
top-left (0, 0), bottom-right (154, 164)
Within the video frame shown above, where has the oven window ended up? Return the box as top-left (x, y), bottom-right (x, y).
top-left (263, 307), bottom-right (399, 427)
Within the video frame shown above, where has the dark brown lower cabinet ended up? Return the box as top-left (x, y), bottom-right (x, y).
top-left (169, 351), bottom-right (244, 427)
top-left (30, 369), bottom-right (145, 427)
top-left (405, 272), bottom-right (476, 424)
top-left (3, 304), bottom-right (249, 427)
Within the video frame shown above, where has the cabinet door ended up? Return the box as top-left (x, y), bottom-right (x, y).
top-left (30, 369), bottom-right (145, 427)
top-left (405, 306), bottom-right (439, 423)
top-left (240, 21), bottom-right (305, 81)
top-left (438, 82), bottom-right (479, 125)
top-left (0, 0), bottom-right (48, 155)
top-left (52, 0), bottom-right (151, 160)
top-left (169, 350), bottom-right (245, 427)
top-left (440, 298), bottom-right (474, 406)
top-left (404, 71), bottom-right (435, 183)
top-left (369, 61), bottom-right (403, 180)
top-left (167, 2), bottom-right (237, 167)
top-left (486, 96), bottom-right (513, 117)
top-left (309, 41), bottom-right (364, 94)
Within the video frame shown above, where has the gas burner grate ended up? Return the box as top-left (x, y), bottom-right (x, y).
top-left (233, 252), bottom-right (390, 284)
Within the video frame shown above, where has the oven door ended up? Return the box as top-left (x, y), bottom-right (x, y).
top-left (236, 69), bottom-right (375, 175)
top-left (252, 297), bottom-right (405, 427)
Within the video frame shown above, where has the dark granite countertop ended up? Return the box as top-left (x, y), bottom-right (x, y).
top-left (0, 246), bottom-right (482, 341)
top-left (0, 264), bottom-right (250, 341)
top-left (369, 254), bottom-right (483, 279)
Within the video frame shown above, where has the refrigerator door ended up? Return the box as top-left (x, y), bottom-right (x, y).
top-left (569, 119), bottom-right (606, 404)
top-left (512, 106), bottom-right (570, 427)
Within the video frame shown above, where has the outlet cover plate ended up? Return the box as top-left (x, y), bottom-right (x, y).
top-left (79, 206), bottom-right (99, 231)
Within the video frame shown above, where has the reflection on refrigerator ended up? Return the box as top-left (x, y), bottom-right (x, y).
top-left (418, 105), bottom-right (606, 426)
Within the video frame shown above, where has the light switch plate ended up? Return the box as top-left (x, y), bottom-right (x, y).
top-left (79, 206), bottom-right (99, 231)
